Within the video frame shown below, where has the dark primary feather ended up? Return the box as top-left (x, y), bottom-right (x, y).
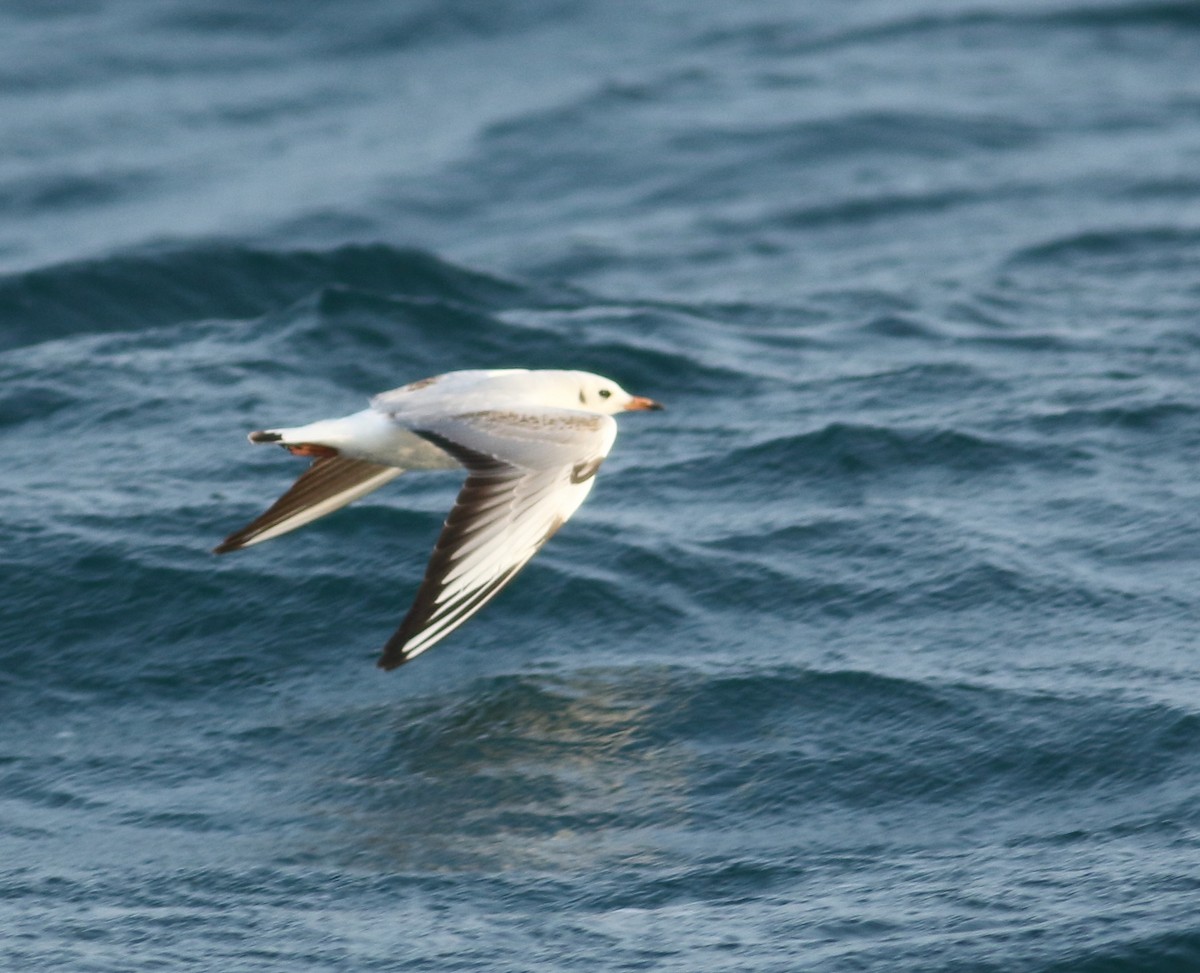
top-left (214, 455), bottom-right (398, 554)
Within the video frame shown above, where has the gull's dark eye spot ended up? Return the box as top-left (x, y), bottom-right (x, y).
top-left (599, 388), bottom-right (612, 399)
top-left (579, 390), bottom-right (586, 404)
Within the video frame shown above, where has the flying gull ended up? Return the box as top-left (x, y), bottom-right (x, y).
top-left (215, 368), bottom-right (662, 669)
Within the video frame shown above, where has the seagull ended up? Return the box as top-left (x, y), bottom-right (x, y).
top-left (215, 369), bottom-right (662, 670)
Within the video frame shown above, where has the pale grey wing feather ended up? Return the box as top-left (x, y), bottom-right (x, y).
top-left (377, 409), bottom-right (616, 669)
top-left (214, 456), bottom-right (403, 553)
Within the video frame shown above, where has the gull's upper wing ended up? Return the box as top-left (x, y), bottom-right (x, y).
top-left (214, 456), bottom-right (403, 554)
top-left (377, 407), bottom-right (618, 669)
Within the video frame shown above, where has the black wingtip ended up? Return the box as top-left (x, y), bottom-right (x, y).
top-left (376, 650), bottom-right (408, 672)
top-left (213, 529), bottom-right (253, 554)
top-left (249, 430), bottom-right (282, 443)
top-left (376, 627), bottom-right (412, 671)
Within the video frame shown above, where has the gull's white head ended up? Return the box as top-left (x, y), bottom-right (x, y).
top-left (569, 371), bottom-right (664, 415)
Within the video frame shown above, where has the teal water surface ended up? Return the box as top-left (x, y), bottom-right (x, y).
top-left (3, 2), bottom-right (1200, 970)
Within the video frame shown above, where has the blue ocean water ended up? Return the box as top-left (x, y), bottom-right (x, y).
top-left (4, 0), bottom-right (1200, 969)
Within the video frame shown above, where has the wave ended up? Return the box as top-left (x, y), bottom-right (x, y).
top-left (606, 668), bottom-right (1200, 819)
top-left (697, 2), bottom-right (1200, 59)
top-left (1046, 930), bottom-right (1200, 973)
top-left (0, 168), bottom-right (158, 218)
top-left (275, 666), bottom-right (1200, 846)
top-left (0, 243), bottom-right (564, 353)
top-left (994, 225), bottom-right (1200, 328)
top-left (1006, 226), bottom-right (1200, 268)
top-left (0, 243), bottom-right (735, 413)
top-left (656, 423), bottom-right (1065, 491)
top-left (1027, 400), bottom-right (1200, 434)
top-left (670, 110), bottom-right (1041, 164)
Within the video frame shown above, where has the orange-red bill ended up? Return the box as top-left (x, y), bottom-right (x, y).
top-left (625, 395), bottom-right (664, 411)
